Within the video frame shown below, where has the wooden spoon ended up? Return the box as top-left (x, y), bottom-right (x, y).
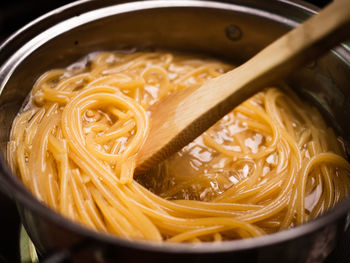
top-left (135, 0), bottom-right (350, 174)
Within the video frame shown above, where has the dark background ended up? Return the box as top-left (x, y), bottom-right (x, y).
top-left (0, 0), bottom-right (333, 262)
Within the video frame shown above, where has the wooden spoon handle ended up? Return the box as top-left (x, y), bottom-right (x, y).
top-left (135, 0), bottom-right (350, 174)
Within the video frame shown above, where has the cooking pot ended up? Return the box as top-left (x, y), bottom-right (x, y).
top-left (0, 0), bottom-right (350, 262)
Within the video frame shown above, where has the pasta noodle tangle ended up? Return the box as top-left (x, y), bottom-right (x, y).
top-left (8, 51), bottom-right (350, 242)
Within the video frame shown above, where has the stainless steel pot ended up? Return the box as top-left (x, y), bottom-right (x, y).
top-left (0, 1), bottom-right (350, 262)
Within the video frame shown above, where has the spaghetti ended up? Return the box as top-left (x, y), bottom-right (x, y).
top-left (8, 51), bottom-right (350, 242)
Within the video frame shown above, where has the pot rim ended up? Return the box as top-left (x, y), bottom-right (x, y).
top-left (1, 0), bottom-right (350, 254)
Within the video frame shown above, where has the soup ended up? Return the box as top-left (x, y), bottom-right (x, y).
top-left (7, 51), bottom-right (350, 242)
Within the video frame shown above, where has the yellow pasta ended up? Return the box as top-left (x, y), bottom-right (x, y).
top-left (7, 51), bottom-right (350, 242)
